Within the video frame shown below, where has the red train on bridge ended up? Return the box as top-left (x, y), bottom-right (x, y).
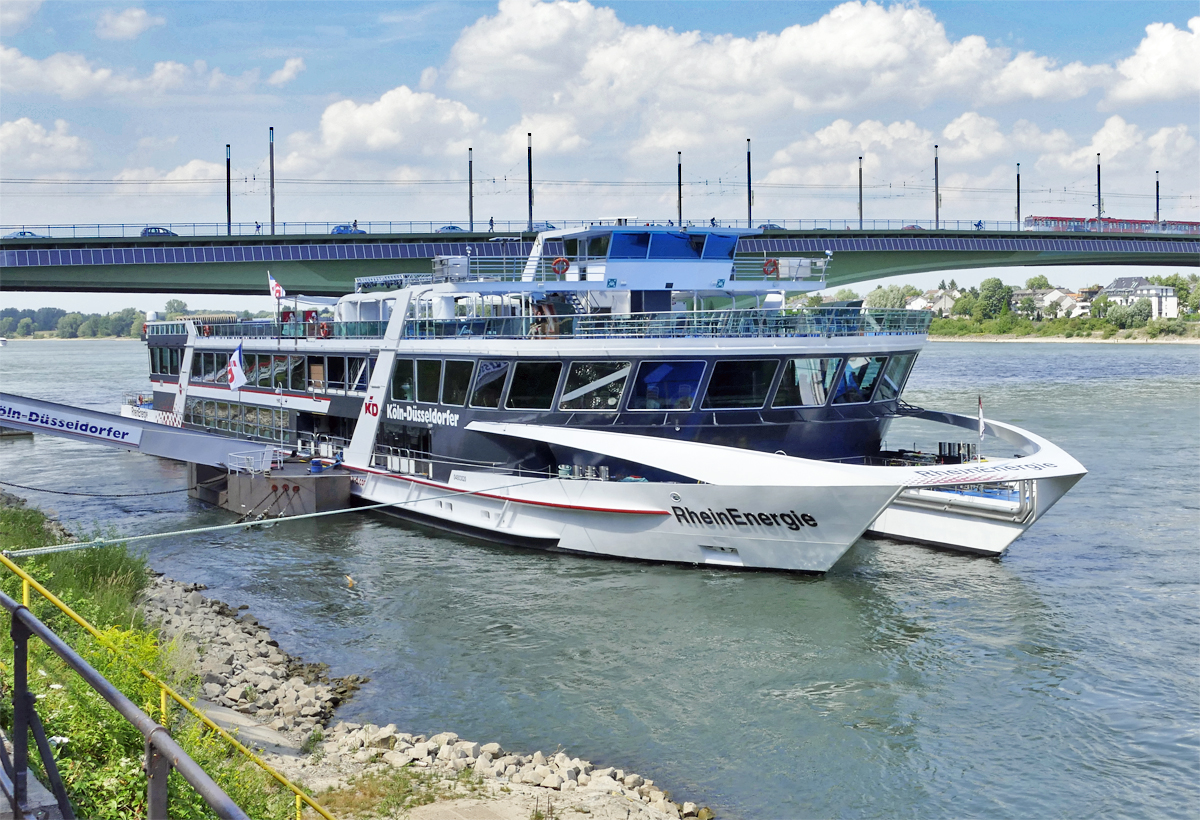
top-left (1023, 215), bottom-right (1200, 234)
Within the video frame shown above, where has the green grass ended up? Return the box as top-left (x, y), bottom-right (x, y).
top-left (0, 504), bottom-right (296, 819)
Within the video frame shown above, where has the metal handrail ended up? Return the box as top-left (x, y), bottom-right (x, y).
top-left (0, 556), bottom-right (337, 820)
top-left (4, 218), bottom-right (1197, 238)
top-left (0, 589), bottom-right (248, 820)
top-left (193, 320), bottom-right (386, 340)
top-left (401, 307), bottom-right (933, 341)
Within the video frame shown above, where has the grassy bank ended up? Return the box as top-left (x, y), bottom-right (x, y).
top-left (929, 314), bottom-right (1200, 341)
top-left (0, 503), bottom-right (294, 819)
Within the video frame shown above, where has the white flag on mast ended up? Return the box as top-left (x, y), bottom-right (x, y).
top-left (227, 343), bottom-right (248, 390)
top-left (268, 272), bottom-right (285, 298)
top-left (978, 395), bottom-right (985, 440)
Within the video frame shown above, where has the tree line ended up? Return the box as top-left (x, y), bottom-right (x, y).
top-left (0, 307), bottom-right (148, 339)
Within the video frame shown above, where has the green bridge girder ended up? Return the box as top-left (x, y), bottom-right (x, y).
top-left (1, 230), bottom-right (1195, 296)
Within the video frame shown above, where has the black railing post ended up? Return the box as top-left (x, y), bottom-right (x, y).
top-left (10, 612), bottom-right (29, 809)
top-left (146, 734), bottom-right (171, 820)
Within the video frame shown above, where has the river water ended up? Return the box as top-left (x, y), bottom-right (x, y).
top-left (1, 339), bottom-right (1197, 819)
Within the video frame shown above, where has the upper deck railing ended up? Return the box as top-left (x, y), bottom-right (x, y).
top-left (161, 307), bottom-right (931, 344)
top-left (403, 307), bottom-right (932, 341)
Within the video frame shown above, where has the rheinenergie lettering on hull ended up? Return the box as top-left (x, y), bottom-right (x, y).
top-left (672, 506), bottom-right (818, 531)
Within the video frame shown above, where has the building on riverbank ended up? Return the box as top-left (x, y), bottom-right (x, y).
top-left (1100, 276), bottom-right (1179, 319)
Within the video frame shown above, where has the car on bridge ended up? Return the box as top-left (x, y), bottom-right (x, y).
top-left (436, 225), bottom-right (465, 233)
top-left (4, 230), bottom-right (46, 239)
top-left (757, 223), bottom-right (784, 230)
top-left (140, 226), bottom-right (177, 237)
top-left (331, 224), bottom-right (366, 235)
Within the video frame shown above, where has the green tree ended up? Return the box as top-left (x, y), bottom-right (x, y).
top-left (864, 284), bottom-right (921, 309)
top-left (1025, 274), bottom-right (1051, 290)
top-left (34, 307), bottom-right (66, 331)
top-left (1018, 296), bottom-right (1037, 318)
top-left (1044, 300), bottom-right (1060, 320)
top-left (833, 288), bottom-right (860, 302)
top-left (164, 299), bottom-right (188, 316)
top-left (0, 317), bottom-right (13, 336)
top-left (803, 294), bottom-right (824, 308)
top-left (56, 313), bottom-right (84, 338)
top-left (938, 279), bottom-right (947, 290)
top-left (16, 318), bottom-right (34, 336)
top-left (77, 317), bottom-right (99, 337)
top-left (978, 277), bottom-right (1013, 319)
top-left (952, 294), bottom-right (977, 317)
top-left (1091, 294), bottom-right (1110, 318)
top-left (948, 278), bottom-right (957, 291)
top-left (1129, 297), bottom-right (1152, 327)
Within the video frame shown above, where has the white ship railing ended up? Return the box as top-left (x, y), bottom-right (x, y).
top-left (227, 449), bottom-right (285, 474)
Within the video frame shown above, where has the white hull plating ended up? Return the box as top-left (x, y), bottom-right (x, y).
top-left (352, 467), bottom-right (903, 572)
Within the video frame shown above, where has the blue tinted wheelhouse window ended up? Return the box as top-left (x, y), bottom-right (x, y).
top-left (648, 232), bottom-right (704, 259)
top-left (628, 360), bottom-right (705, 410)
top-left (701, 234), bottom-right (738, 259)
top-left (609, 233), bottom-right (651, 259)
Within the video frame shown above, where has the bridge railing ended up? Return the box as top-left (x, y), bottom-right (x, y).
top-left (7, 218), bottom-right (1199, 239)
top-left (401, 307), bottom-right (932, 341)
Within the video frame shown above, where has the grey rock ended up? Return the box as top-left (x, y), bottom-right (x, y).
top-left (681, 803), bottom-right (699, 817)
top-left (480, 742), bottom-right (503, 757)
top-left (624, 774), bottom-right (644, 789)
top-left (532, 750), bottom-right (547, 766)
top-left (541, 774), bottom-right (564, 790)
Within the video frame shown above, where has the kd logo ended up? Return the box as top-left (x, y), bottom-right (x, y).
top-left (364, 400), bottom-right (379, 417)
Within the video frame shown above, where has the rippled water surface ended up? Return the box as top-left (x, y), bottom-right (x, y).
top-left (2, 339), bottom-right (1198, 819)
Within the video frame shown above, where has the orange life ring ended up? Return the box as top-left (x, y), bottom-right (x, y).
top-left (763, 258), bottom-right (780, 277)
top-left (318, 321), bottom-right (332, 338)
top-left (551, 257), bottom-right (570, 276)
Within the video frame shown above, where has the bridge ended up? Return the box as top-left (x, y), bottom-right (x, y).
top-left (2, 228), bottom-right (1195, 296)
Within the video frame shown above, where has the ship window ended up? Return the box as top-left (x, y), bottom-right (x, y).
top-left (587, 235), bottom-right (610, 258)
top-left (470, 360), bottom-right (510, 408)
top-left (507, 361), bottom-right (563, 410)
top-left (149, 348), bottom-right (159, 375)
top-left (442, 360), bottom-right (474, 406)
top-left (272, 355), bottom-right (290, 391)
top-left (308, 356), bottom-right (326, 391)
top-left (702, 359), bottom-right (778, 409)
top-left (348, 357), bottom-right (369, 392)
top-left (254, 354), bottom-right (272, 388)
top-left (629, 360), bottom-right (705, 410)
top-left (609, 232), bottom-right (651, 259)
top-left (773, 358), bottom-right (843, 407)
top-left (170, 348), bottom-right (181, 375)
top-left (191, 353), bottom-right (203, 380)
top-left (560, 361), bottom-right (631, 411)
top-left (648, 232), bottom-right (704, 259)
top-left (289, 355), bottom-right (306, 392)
top-left (391, 359), bottom-right (414, 402)
top-left (417, 359), bottom-right (442, 403)
top-left (202, 400), bottom-right (215, 427)
top-left (327, 356), bottom-right (346, 391)
top-left (701, 234), bottom-right (738, 260)
top-left (832, 356), bottom-right (888, 404)
top-left (873, 354), bottom-right (916, 402)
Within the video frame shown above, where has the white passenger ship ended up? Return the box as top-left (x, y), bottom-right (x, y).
top-left (133, 226), bottom-right (1085, 571)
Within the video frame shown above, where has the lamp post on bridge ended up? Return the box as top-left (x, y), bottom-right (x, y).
top-left (858, 156), bottom-right (863, 230)
top-left (1016, 162), bottom-right (1021, 230)
top-left (746, 138), bottom-right (752, 229)
top-left (527, 133), bottom-right (533, 233)
top-left (677, 151), bottom-right (683, 226)
top-left (468, 147), bottom-right (474, 232)
top-left (1096, 153), bottom-right (1102, 232)
top-left (1155, 170), bottom-right (1160, 223)
top-left (269, 128), bottom-right (275, 235)
top-left (225, 144), bottom-right (231, 236)
top-left (934, 145), bottom-right (939, 230)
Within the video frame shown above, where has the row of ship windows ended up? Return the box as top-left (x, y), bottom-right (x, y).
top-left (391, 354), bottom-right (916, 412)
top-left (182, 399), bottom-right (289, 440)
top-left (181, 351), bottom-right (374, 393)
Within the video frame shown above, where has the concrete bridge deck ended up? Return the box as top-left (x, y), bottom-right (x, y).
top-left (2, 229), bottom-right (1195, 295)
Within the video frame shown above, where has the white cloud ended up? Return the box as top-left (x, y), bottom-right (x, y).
top-left (1106, 18), bottom-right (1200, 105)
top-left (281, 85), bottom-right (483, 173)
top-left (0, 118), bottom-right (90, 171)
top-left (268, 57), bottom-right (306, 87)
top-left (0, 1), bottom-right (41, 34)
top-left (419, 67), bottom-right (438, 90)
top-left (0, 46), bottom-right (189, 99)
top-left (96, 7), bottom-right (165, 41)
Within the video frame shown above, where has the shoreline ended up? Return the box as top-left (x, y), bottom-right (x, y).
top-left (2, 492), bottom-right (706, 819)
top-left (927, 334), bottom-right (1199, 344)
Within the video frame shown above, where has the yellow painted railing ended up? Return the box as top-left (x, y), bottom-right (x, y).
top-left (1, 553), bottom-right (335, 820)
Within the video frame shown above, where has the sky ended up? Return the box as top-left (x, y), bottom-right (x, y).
top-left (1, 0), bottom-right (1198, 313)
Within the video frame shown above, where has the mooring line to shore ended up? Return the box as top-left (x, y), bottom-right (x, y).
top-left (0, 479), bottom-right (190, 497)
top-left (1, 479), bottom-right (528, 558)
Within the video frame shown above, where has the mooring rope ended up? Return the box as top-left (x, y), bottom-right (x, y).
top-left (1, 479), bottom-right (527, 558)
top-left (0, 480), bottom-right (189, 498)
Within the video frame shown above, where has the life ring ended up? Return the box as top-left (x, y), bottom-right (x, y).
top-left (201, 324), bottom-right (211, 337)
top-left (763, 258), bottom-right (780, 278)
top-left (318, 322), bottom-right (331, 338)
top-left (551, 257), bottom-right (570, 276)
